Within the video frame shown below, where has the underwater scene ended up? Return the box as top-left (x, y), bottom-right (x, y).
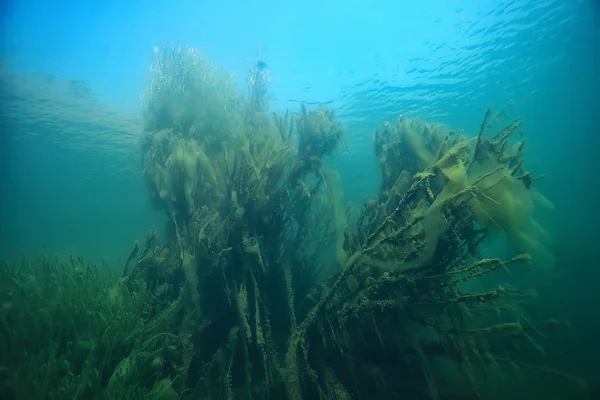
top-left (0, 0), bottom-right (598, 399)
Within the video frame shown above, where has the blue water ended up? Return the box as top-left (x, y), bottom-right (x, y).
top-left (1, 0), bottom-right (599, 392)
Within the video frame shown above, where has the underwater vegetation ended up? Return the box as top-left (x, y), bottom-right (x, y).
top-left (0, 44), bottom-right (587, 399)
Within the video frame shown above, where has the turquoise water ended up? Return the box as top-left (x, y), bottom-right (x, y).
top-left (1, 0), bottom-right (599, 397)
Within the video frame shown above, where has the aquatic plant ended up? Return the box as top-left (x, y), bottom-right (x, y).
top-left (0, 44), bottom-right (585, 399)
top-left (0, 250), bottom-right (192, 400)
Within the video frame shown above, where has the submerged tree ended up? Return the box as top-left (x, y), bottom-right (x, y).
top-left (0, 44), bottom-right (584, 400)
top-left (132, 44), bottom-right (576, 399)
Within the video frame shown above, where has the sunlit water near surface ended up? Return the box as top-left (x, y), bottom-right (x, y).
top-left (1, 0), bottom-right (599, 397)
